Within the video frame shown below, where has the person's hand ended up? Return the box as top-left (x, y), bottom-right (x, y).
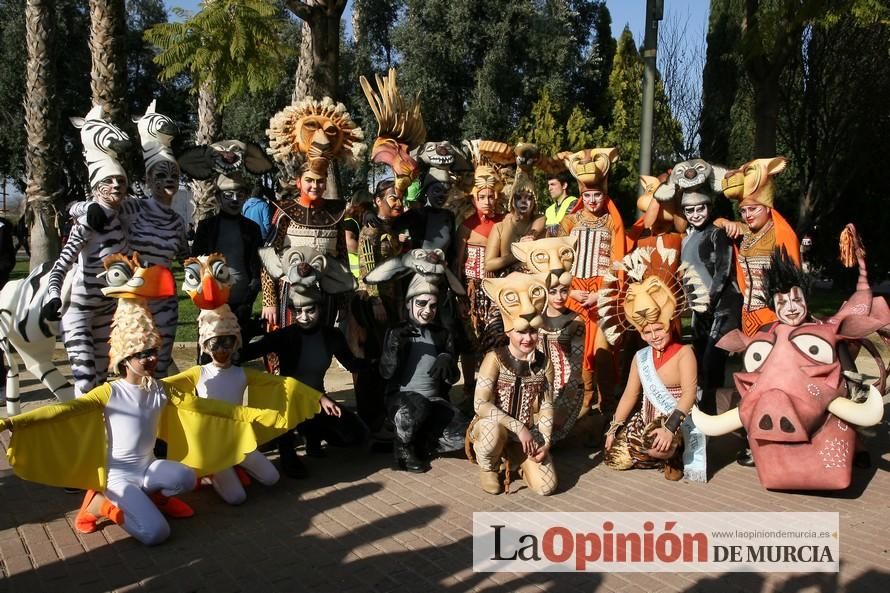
top-left (604, 433), bottom-right (615, 451)
top-left (42, 297), bottom-right (62, 322)
top-left (429, 353), bottom-right (454, 380)
top-left (86, 203), bottom-right (109, 232)
top-left (531, 442), bottom-right (550, 463)
top-left (651, 427), bottom-right (674, 453)
top-left (372, 299), bottom-right (387, 322)
top-left (570, 289), bottom-right (589, 303)
top-left (398, 232), bottom-right (410, 244)
top-left (398, 325), bottom-right (419, 340)
top-left (0, 418), bottom-right (11, 433)
top-left (583, 292), bottom-right (598, 308)
top-left (261, 306), bottom-right (277, 330)
top-left (519, 234), bottom-right (535, 242)
top-left (320, 395), bottom-right (342, 417)
top-left (517, 427), bottom-right (537, 457)
top-left (714, 217), bottom-right (742, 240)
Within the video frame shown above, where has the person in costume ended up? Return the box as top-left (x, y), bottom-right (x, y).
top-left (467, 272), bottom-right (556, 495)
top-left (191, 172), bottom-right (264, 343)
top-left (716, 156), bottom-right (800, 336)
top-left (484, 186), bottom-right (546, 276)
top-left (373, 252), bottom-right (468, 473)
top-left (674, 159), bottom-right (742, 415)
top-left (452, 164), bottom-right (505, 392)
top-left (599, 239), bottom-right (709, 481)
top-left (350, 179), bottom-right (408, 432)
top-left (261, 97), bottom-right (365, 331)
top-left (1, 255), bottom-right (319, 544)
top-left (42, 105), bottom-right (131, 395)
top-left (528, 241), bottom-right (586, 442)
top-left (544, 173), bottom-right (577, 237)
top-left (247, 247), bottom-right (367, 474)
top-left (67, 102), bottom-right (190, 378)
top-left (557, 148), bottom-right (625, 414)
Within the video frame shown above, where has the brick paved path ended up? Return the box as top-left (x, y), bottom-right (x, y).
top-left (1, 345), bottom-right (888, 593)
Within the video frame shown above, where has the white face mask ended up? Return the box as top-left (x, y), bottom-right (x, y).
top-left (408, 295), bottom-right (438, 326)
top-left (682, 203), bottom-right (710, 228)
top-left (294, 304), bottom-right (321, 329)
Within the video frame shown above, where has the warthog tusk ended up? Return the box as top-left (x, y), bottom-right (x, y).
top-left (691, 405), bottom-right (743, 436)
top-left (827, 384), bottom-right (885, 427)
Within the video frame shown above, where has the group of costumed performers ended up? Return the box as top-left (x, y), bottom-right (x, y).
top-left (4, 60), bottom-right (885, 542)
top-left (1, 254), bottom-right (324, 544)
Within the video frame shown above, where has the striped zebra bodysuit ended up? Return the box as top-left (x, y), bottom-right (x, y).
top-left (70, 196), bottom-right (189, 376)
top-left (47, 206), bottom-right (128, 395)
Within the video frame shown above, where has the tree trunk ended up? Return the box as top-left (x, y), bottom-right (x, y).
top-left (89, 0), bottom-right (128, 125)
top-left (24, 0), bottom-right (61, 268)
top-left (750, 71), bottom-right (781, 158)
top-left (192, 81), bottom-right (222, 224)
top-left (292, 19), bottom-right (317, 102)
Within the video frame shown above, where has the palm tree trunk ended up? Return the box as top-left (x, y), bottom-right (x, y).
top-left (24, 0), bottom-right (62, 268)
top-left (89, 0), bottom-right (128, 125)
top-left (193, 80), bottom-right (222, 223)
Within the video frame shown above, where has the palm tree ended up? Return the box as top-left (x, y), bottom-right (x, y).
top-left (24, 0), bottom-right (62, 267)
top-left (89, 0), bottom-right (128, 125)
top-left (145, 0), bottom-right (292, 222)
top-left (286, 0), bottom-right (348, 102)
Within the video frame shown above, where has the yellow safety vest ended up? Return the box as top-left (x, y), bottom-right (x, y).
top-left (545, 196), bottom-right (578, 226)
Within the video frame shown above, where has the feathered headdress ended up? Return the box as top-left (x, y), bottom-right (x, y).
top-left (597, 237), bottom-right (709, 344)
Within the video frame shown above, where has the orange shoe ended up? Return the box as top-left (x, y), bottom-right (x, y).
top-left (75, 490), bottom-right (100, 534)
top-left (149, 493), bottom-right (194, 519)
top-left (234, 467), bottom-right (252, 487)
top-left (75, 490), bottom-right (125, 534)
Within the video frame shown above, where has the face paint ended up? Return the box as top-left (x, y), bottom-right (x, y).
top-left (740, 203), bottom-right (770, 232)
top-left (682, 203), bottom-right (710, 229)
top-left (377, 192), bottom-right (404, 219)
top-left (294, 304), bottom-right (321, 329)
top-left (218, 189), bottom-right (247, 215)
top-left (581, 189), bottom-right (606, 215)
top-left (147, 161), bottom-right (180, 204)
top-left (513, 191), bottom-right (534, 216)
top-left (94, 175), bottom-right (128, 210)
top-left (408, 294), bottom-right (438, 326)
top-left (424, 182), bottom-right (448, 209)
top-left (547, 284), bottom-right (569, 313)
top-left (508, 328), bottom-right (538, 355)
top-left (774, 286), bottom-right (808, 327)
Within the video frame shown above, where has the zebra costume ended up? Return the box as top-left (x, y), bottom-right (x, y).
top-left (70, 101), bottom-right (188, 377)
top-left (45, 105), bottom-right (131, 396)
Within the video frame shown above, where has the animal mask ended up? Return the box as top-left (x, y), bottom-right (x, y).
top-left (182, 253), bottom-right (234, 310)
top-left (597, 237), bottom-right (708, 344)
top-left (722, 156), bottom-right (787, 208)
top-left (70, 104), bottom-right (130, 187)
top-left (360, 69), bottom-right (426, 197)
top-left (178, 139), bottom-right (275, 182)
top-left (694, 225), bottom-right (890, 490)
top-left (561, 148), bottom-right (618, 193)
top-left (482, 272), bottom-right (548, 333)
top-left (363, 248), bottom-right (466, 300)
top-left (134, 100), bottom-right (178, 173)
top-left (259, 245), bottom-right (357, 307)
top-left (510, 237), bottom-right (576, 288)
top-left (267, 97), bottom-right (365, 176)
top-left (101, 253), bottom-right (173, 372)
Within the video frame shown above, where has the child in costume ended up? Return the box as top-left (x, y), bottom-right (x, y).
top-left (467, 272), bottom-right (556, 495)
top-left (1, 255), bottom-right (309, 544)
top-left (557, 148), bottom-right (626, 414)
top-left (600, 239), bottom-right (709, 482)
top-left (42, 105), bottom-right (130, 395)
